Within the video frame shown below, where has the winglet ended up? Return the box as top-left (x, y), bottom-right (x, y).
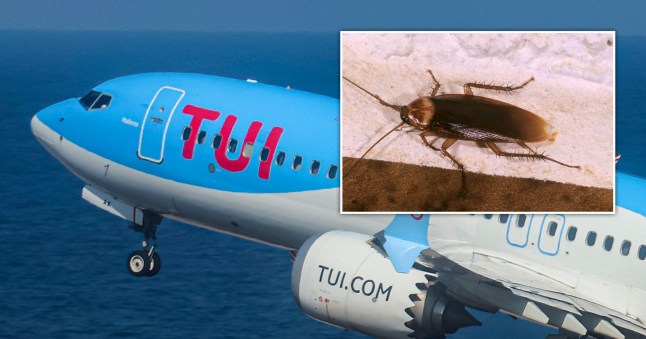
top-left (377, 214), bottom-right (430, 273)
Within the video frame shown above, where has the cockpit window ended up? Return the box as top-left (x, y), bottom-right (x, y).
top-left (79, 90), bottom-right (112, 110)
top-left (79, 91), bottom-right (101, 109)
top-left (93, 93), bottom-right (112, 109)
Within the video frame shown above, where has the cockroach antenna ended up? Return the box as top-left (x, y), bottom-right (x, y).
top-left (342, 76), bottom-right (403, 112)
top-left (343, 122), bottom-right (405, 179)
top-left (342, 76), bottom-right (408, 178)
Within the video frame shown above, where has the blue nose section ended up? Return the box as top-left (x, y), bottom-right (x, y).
top-left (32, 107), bottom-right (55, 145)
top-left (31, 98), bottom-right (83, 142)
top-left (31, 98), bottom-right (81, 157)
top-left (31, 108), bottom-right (60, 154)
top-left (34, 98), bottom-right (78, 127)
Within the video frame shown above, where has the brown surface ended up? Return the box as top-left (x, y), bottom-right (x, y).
top-left (342, 157), bottom-right (613, 212)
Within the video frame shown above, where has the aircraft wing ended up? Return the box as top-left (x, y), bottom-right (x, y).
top-left (504, 282), bottom-right (646, 338)
top-left (421, 248), bottom-right (646, 339)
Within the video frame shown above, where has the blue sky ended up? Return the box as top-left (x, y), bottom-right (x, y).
top-left (1, 0), bottom-right (645, 34)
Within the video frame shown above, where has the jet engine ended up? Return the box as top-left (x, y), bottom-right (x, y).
top-left (291, 231), bottom-right (481, 339)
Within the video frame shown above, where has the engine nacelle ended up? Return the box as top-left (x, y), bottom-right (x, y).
top-left (291, 231), bottom-right (480, 339)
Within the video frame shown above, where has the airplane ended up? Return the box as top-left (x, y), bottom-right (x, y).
top-left (31, 73), bottom-right (646, 339)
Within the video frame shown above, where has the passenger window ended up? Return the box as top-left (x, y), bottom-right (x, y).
top-left (516, 214), bottom-right (526, 228)
top-left (639, 245), bottom-right (646, 260)
top-left (242, 142), bottom-right (254, 158)
top-left (621, 241), bottom-right (631, 256)
top-left (604, 236), bottom-right (614, 252)
top-left (327, 165), bottom-right (338, 179)
top-left (212, 134), bottom-right (222, 149)
top-left (566, 226), bottom-right (577, 241)
top-left (181, 126), bottom-right (192, 141)
top-left (228, 139), bottom-right (238, 153)
top-left (292, 155), bottom-right (303, 170)
top-left (547, 221), bottom-right (558, 236)
top-left (310, 161), bottom-right (320, 175)
top-left (586, 231), bottom-right (597, 246)
top-left (260, 147), bottom-right (270, 161)
top-left (276, 151), bottom-right (286, 166)
top-left (484, 214), bottom-right (492, 220)
top-left (197, 131), bottom-right (207, 144)
top-left (499, 215), bottom-right (509, 224)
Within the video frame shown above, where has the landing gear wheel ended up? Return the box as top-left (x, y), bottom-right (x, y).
top-left (129, 211), bottom-right (163, 277)
top-left (128, 250), bottom-right (150, 277)
top-left (145, 252), bottom-right (161, 277)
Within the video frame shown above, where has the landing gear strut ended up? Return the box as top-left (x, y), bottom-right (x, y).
top-left (127, 211), bottom-right (162, 277)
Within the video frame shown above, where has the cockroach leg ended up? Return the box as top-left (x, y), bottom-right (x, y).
top-left (463, 84), bottom-right (474, 96)
top-left (517, 141), bottom-right (539, 155)
top-left (426, 137), bottom-right (442, 151)
top-left (463, 76), bottom-right (534, 95)
top-left (486, 142), bottom-right (536, 159)
top-left (421, 134), bottom-right (465, 171)
top-left (438, 138), bottom-right (467, 197)
top-left (486, 142), bottom-right (580, 169)
top-left (427, 69), bottom-right (441, 97)
top-left (422, 133), bottom-right (468, 196)
top-left (439, 138), bottom-right (465, 171)
top-left (546, 158), bottom-right (580, 169)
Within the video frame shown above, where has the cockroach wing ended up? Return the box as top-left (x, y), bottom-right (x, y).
top-left (431, 123), bottom-right (523, 142)
top-left (431, 94), bottom-right (550, 143)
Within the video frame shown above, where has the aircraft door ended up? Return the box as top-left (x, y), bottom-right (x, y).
top-left (506, 214), bottom-right (532, 248)
top-left (537, 214), bottom-right (566, 256)
top-left (137, 86), bottom-right (185, 163)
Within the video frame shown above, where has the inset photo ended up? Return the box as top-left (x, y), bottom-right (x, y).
top-left (341, 31), bottom-right (615, 213)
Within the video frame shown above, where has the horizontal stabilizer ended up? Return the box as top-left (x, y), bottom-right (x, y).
top-left (378, 215), bottom-right (430, 273)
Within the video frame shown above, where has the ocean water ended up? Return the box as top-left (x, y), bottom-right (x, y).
top-left (0, 31), bottom-right (643, 338)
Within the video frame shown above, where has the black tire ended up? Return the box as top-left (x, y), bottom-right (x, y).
top-left (128, 250), bottom-right (150, 277)
top-left (145, 252), bottom-right (161, 277)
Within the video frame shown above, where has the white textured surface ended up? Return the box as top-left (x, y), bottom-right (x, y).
top-left (342, 32), bottom-right (614, 189)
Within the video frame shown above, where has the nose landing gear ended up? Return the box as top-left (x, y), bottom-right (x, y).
top-left (127, 211), bottom-right (162, 277)
top-left (128, 247), bottom-right (161, 277)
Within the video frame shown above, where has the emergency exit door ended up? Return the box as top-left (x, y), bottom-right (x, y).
top-left (137, 86), bottom-right (185, 163)
top-left (538, 214), bottom-right (566, 256)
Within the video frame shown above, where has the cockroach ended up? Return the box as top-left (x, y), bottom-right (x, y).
top-left (343, 69), bottom-right (579, 196)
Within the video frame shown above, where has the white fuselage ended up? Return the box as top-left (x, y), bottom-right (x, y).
top-left (31, 115), bottom-right (388, 249)
top-left (33, 111), bottom-right (645, 336)
top-left (428, 211), bottom-right (646, 322)
top-left (32, 109), bottom-right (646, 326)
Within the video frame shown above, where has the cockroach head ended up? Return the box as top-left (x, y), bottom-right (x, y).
top-left (399, 106), bottom-right (411, 124)
top-left (400, 97), bottom-right (435, 129)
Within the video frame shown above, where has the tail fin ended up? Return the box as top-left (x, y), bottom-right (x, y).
top-left (376, 214), bottom-right (430, 273)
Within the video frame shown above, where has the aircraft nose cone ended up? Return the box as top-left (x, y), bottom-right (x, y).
top-left (31, 102), bottom-right (68, 157)
top-left (32, 99), bottom-right (76, 149)
top-left (30, 113), bottom-right (39, 136)
top-left (31, 112), bottom-right (55, 146)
